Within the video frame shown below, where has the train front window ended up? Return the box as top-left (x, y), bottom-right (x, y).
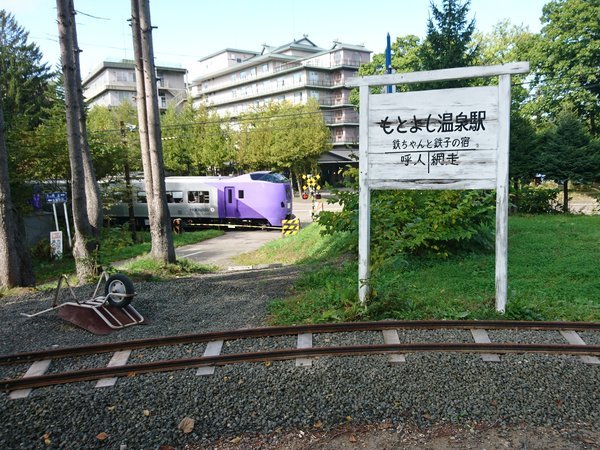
top-left (249, 172), bottom-right (289, 183)
top-left (188, 191), bottom-right (209, 203)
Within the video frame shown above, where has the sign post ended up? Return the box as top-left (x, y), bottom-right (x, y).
top-left (46, 192), bottom-right (72, 249)
top-left (347, 62), bottom-right (529, 313)
top-left (50, 231), bottom-right (63, 259)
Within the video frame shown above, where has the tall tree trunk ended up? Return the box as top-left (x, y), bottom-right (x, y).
top-left (0, 104), bottom-right (35, 288)
top-left (68, 0), bottom-right (103, 236)
top-left (120, 122), bottom-right (137, 241)
top-left (130, 0), bottom-right (154, 222)
top-left (563, 179), bottom-right (569, 213)
top-left (512, 177), bottom-right (520, 213)
top-left (57, 0), bottom-right (97, 281)
top-left (131, 0), bottom-right (175, 263)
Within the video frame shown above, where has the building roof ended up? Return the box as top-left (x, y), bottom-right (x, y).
top-left (190, 37), bottom-right (370, 85)
top-left (197, 48), bottom-right (259, 63)
top-left (82, 59), bottom-right (187, 84)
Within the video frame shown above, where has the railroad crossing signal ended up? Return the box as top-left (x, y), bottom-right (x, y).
top-left (301, 174), bottom-right (321, 200)
top-left (302, 174), bottom-right (323, 219)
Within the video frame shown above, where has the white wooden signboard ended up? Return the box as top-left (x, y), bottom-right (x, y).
top-left (347, 62), bottom-right (529, 313)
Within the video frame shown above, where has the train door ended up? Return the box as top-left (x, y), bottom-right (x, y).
top-left (224, 186), bottom-right (237, 218)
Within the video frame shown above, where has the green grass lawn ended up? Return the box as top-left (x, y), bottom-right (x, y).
top-left (237, 215), bottom-right (600, 324)
top-left (29, 229), bottom-right (223, 287)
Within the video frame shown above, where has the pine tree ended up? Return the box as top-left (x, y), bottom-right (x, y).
top-left (0, 11), bottom-right (46, 288)
top-left (0, 10), bottom-right (53, 130)
top-left (541, 107), bottom-right (596, 212)
top-left (418, 0), bottom-right (478, 88)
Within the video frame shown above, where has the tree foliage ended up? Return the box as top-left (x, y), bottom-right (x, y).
top-left (161, 102), bottom-right (234, 175)
top-left (540, 106), bottom-right (598, 184)
top-left (528, 0), bottom-right (600, 134)
top-left (0, 10), bottom-right (48, 287)
top-left (418, 0), bottom-right (478, 88)
top-left (0, 10), bottom-right (53, 129)
top-left (87, 101), bottom-right (140, 179)
top-left (536, 106), bottom-right (599, 211)
top-left (236, 99), bottom-right (330, 178)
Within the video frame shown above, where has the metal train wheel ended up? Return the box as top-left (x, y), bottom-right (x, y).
top-left (104, 274), bottom-right (135, 308)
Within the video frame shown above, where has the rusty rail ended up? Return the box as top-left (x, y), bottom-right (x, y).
top-left (2, 320), bottom-right (598, 365)
top-left (2, 342), bottom-right (599, 392)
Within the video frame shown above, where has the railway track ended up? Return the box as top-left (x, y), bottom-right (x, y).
top-left (1, 320), bottom-right (599, 396)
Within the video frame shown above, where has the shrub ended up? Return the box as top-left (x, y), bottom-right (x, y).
top-left (100, 225), bottom-right (135, 250)
top-left (317, 168), bottom-right (496, 265)
top-left (30, 238), bottom-right (52, 260)
top-left (510, 183), bottom-right (560, 214)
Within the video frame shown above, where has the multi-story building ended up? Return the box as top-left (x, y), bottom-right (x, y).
top-left (82, 59), bottom-right (187, 110)
top-left (189, 37), bottom-right (371, 181)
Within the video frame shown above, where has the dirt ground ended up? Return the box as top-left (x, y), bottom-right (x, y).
top-left (195, 422), bottom-right (599, 449)
top-left (566, 192), bottom-right (599, 215)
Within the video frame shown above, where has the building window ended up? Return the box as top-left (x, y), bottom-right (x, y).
top-left (261, 64), bottom-right (269, 73)
top-left (160, 96), bottom-right (167, 109)
top-left (240, 71), bottom-right (247, 79)
top-left (238, 190), bottom-right (244, 199)
top-left (188, 191), bottom-right (210, 203)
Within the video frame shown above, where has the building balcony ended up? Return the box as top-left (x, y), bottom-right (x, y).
top-left (192, 62), bottom-right (356, 97)
top-left (196, 82), bottom-right (353, 108)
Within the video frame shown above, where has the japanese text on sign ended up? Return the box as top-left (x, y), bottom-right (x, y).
top-left (367, 86), bottom-right (499, 188)
top-left (377, 111), bottom-right (486, 135)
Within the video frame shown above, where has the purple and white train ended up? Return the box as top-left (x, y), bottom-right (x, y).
top-left (110, 171), bottom-right (294, 228)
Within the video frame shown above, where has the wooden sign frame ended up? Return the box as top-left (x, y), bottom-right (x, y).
top-left (346, 62), bottom-right (529, 313)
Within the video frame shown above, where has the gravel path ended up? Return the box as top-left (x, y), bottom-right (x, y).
top-left (0, 268), bottom-right (598, 449)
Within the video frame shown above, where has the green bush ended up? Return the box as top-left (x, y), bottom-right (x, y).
top-left (317, 168), bottom-right (496, 265)
top-left (510, 184), bottom-right (560, 214)
top-left (100, 225), bottom-right (135, 250)
top-left (30, 238), bottom-right (52, 261)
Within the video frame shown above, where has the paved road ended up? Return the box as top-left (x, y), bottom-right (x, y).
top-left (177, 230), bottom-right (280, 268)
top-left (177, 196), bottom-right (341, 269)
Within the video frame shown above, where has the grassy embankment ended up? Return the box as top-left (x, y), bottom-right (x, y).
top-left (30, 229), bottom-right (224, 288)
top-left (234, 215), bottom-right (600, 323)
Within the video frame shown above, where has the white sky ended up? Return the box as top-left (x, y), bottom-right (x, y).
top-left (4, 0), bottom-right (547, 81)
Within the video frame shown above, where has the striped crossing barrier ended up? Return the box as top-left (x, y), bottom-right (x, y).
top-left (281, 218), bottom-right (300, 236)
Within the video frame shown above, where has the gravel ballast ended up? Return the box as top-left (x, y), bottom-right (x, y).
top-left (0, 266), bottom-right (598, 449)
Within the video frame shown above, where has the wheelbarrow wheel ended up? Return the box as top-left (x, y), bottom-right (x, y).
top-left (105, 274), bottom-right (135, 308)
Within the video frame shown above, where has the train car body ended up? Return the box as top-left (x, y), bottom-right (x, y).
top-left (109, 171), bottom-right (293, 228)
